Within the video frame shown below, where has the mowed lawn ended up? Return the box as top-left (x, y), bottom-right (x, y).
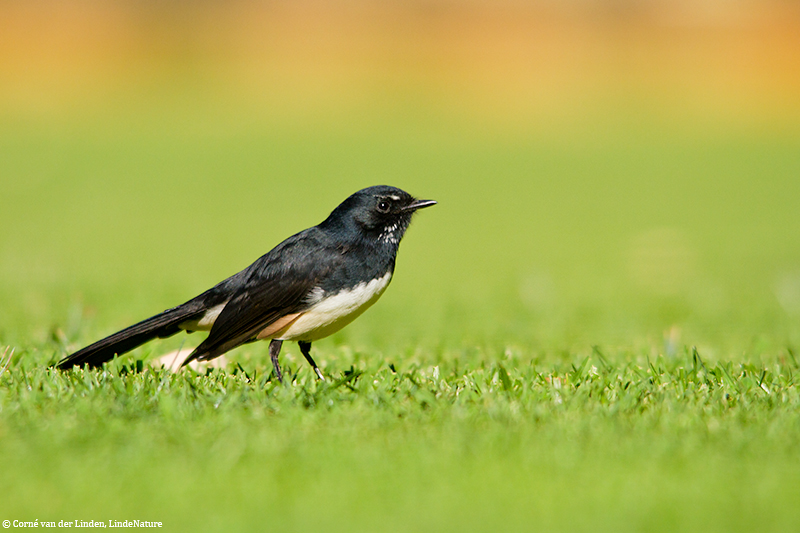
top-left (2, 96), bottom-right (800, 532)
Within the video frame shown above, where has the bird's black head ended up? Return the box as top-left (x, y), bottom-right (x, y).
top-left (320, 185), bottom-right (436, 246)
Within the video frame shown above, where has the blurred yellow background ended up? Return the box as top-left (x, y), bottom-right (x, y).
top-left (3, 0), bottom-right (799, 122)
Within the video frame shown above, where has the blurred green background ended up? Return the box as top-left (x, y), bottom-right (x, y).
top-left (2, 0), bottom-right (799, 358)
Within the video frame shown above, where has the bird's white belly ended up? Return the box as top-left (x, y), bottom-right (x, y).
top-left (275, 271), bottom-right (392, 341)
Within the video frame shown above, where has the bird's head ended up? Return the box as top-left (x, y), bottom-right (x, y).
top-left (320, 185), bottom-right (436, 245)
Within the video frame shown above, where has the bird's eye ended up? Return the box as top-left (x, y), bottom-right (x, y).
top-left (377, 200), bottom-right (391, 213)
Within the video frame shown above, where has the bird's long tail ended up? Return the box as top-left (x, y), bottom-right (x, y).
top-left (56, 305), bottom-right (205, 369)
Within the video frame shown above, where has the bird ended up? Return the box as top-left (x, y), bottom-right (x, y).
top-left (56, 185), bottom-right (436, 382)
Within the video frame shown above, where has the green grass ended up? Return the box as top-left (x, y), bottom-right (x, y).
top-left (2, 347), bottom-right (800, 531)
top-left (2, 96), bottom-right (800, 531)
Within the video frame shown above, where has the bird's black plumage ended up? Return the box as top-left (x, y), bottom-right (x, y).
top-left (57, 185), bottom-right (436, 380)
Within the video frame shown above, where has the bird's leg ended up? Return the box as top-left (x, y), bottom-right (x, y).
top-left (298, 341), bottom-right (325, 381)
top-left (269, 339), bottom-right (284, 383)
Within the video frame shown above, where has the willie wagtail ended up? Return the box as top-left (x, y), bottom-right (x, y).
top-left (57, 185), bottom-right (436, 381)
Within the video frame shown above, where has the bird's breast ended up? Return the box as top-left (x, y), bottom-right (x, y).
top-left (268, 270), bottom-right (393, 342)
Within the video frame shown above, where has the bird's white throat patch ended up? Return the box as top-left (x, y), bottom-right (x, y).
top-left (379, 222), bottom-right (401, 244)
top-left (272, 271), bottom-right (393, 342)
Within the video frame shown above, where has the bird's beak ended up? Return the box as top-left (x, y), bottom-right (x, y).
top-left (402, 199), bottom-right (437, 212)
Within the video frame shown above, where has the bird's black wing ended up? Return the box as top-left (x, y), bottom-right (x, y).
top-left (185, 228), bottom-right (341, 363)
